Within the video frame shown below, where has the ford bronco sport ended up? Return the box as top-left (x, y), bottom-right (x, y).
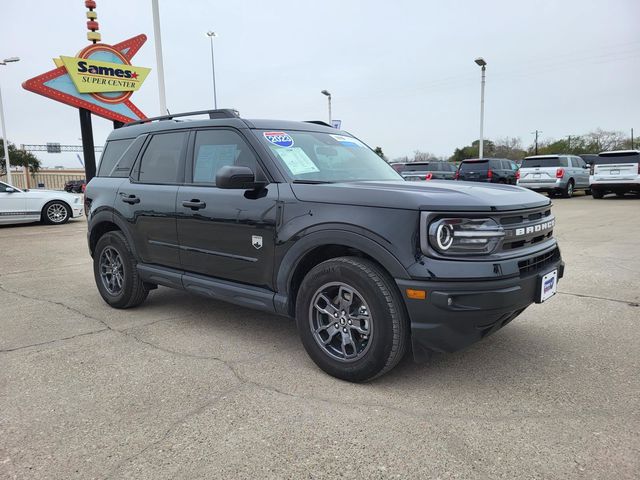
top-left (85, 109), bottom-right (564, 382)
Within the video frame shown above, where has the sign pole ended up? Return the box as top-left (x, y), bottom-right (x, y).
top-left (79, 108), bottom-right (96, 181)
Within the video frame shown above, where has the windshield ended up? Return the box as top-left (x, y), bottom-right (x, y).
top-left (521, 157), bottom-right (568, 168)
top-left (256, 130), bottom-right (401, 182)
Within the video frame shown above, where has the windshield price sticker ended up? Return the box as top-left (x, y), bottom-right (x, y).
top-left (263, 131), bottom-right (294, 148)
top-left (274, 147), bottom-right (320, 175)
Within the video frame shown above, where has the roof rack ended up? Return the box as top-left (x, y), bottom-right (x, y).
top-left (124, 109), bottom-right (240, 127)
top-left (304, 120), bottom-right (333, 128)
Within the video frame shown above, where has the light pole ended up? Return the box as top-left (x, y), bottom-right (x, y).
top-left (0, 57), bottom-right (20, 186)
top-left (206, 31), bottom-right (218, 109)
top-left (321, 90), bottom-right (332, 124)
top-left (151, 0), bottom-right (168, 114)
top-left (474, 57), bottom-right (486, 159)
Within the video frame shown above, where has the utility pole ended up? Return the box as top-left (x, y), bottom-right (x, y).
top-left (321, 90), bottom-right (332, 124)
top-left (632, 128), bottom-right (634, 150)
top-left (532, 130), bottom-right (541, 155)
top-left (567, 135), bottom-right (571, 151)
top-left (206, 31), bottom-right (218, 109)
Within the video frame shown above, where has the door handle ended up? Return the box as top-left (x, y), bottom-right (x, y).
top-left (182, 199), bottom-right (206, 210)
top-left (120, 193), bottom-right (140, 204)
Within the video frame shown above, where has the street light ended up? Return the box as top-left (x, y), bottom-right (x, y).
top-left (0, 56), bottom-right (20, 186)
top-left (321, 89), bottom-right (332, 124)
top-left (474, 57), bottom-right (487, 159)
top-left (206, 31), bottom-right (219, 109)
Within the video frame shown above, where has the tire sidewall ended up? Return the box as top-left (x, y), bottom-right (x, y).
top-left (93, 232), bottom-right (137, 308)
top-left (296, 259), bottom-right (400, 382)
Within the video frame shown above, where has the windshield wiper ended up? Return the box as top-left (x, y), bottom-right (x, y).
top-left (292, 179), bottom-right (333, 184)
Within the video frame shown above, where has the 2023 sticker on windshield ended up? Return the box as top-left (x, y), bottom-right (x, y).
top-left (263, 131), bottom-right (294, 148)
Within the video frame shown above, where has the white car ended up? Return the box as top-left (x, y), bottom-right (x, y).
top-left (0, 181), bottom-right (84, 225)
top-left (590, 150), bottom-right (640, 198)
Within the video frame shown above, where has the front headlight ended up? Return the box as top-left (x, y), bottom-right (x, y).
top-left (427, 217), bottom-right (504, 255)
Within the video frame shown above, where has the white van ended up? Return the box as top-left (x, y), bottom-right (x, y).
top-left (590, 150), bottom-right (640, 198)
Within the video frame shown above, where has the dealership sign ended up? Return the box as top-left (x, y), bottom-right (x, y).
top-left (23, 34), bottom-right (150, 123)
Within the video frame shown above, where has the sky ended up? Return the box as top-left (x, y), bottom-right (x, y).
top-left (1, 0), bottom-right (639, 168)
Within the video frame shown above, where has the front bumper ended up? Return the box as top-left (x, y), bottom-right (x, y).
top-left (397, 256), bottom-right (564, 362)
top-left (71, 204), bottom-right (84, 218)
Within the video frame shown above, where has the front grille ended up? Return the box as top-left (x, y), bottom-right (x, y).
top-left (498, 206), bottom-right (555, 253)
top-left (518, 248), bottom-right (559, 275)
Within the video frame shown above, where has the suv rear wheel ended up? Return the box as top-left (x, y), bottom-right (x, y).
top-left (591, 189), bottom-right (604, 199)
top-left (561, 180), bottom-right (574, 198)
top-left (295, 257), bottom-right (408, 382)
top-left (93, 231), bottom-right (150, 309)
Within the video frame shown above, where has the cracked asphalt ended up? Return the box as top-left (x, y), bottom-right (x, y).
top-left (1, 194), bottom-right (639, 479)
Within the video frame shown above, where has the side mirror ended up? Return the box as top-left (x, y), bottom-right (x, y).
top-left (216, 165), bottom-right (264, 190)
top-left (4, 187), bottom-right (15, 193)
top-left (583, 165), bottom-right (590, 169)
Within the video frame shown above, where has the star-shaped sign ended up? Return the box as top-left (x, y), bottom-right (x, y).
top-left (23, 34), bottom-right (149, 124)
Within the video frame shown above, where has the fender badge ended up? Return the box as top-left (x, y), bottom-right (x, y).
top-left (252, 235), bottom-right (263, 250)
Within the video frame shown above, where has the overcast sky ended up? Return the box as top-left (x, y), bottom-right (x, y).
top-left (1, 0), bottom-right (638, 167)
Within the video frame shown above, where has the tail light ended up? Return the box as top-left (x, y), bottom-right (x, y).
top-left (515, 170), bottom-right (520, 181)
top-left (487, 169), bottom-right (493, 179)
top-left (424, 172), bottom-right (433, 181)
top-left (556, 168), bottom-right (565, 178)
top-left (638, 164), bottom-right (640, 174)
top-left (590, 164), bottom-right (594, 175)
top-left (454, 170), bottom-right (459, 180)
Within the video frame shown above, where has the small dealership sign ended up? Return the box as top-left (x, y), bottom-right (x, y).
top-left (59, 54), bottom-right (150, 94)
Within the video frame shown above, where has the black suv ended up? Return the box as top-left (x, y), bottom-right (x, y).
top-left (85, 110), bottom-right (564, 382)
top-left (456, 158), bottom-right (519, 184)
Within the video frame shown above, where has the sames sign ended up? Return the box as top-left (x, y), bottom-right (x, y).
top-left (23, 34), bottom-right (150, 124)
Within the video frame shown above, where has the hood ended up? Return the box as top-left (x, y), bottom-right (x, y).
top-left (291, 180), bottom-right (550, 212)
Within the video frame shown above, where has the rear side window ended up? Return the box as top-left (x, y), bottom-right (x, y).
top-left (191, 129), bottom-right (260, 185)
top-left (404, 163), bottom-right (431, 172)
top-left (137, 132), bottom-right (187, 184)
top-left (97, 139), bottom-right (134, 176)
top-left (594, 153), bottom-right (639, 165)
top-left (460, 160), bottom-right (489, 172)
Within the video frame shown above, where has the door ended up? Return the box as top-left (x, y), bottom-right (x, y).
top-left (0, 182), bottom-right (28, 223)
top-left (116, 131), bottom-right (188, 269)
top-left (176, 128), bottom-right (278, 290)
top-left (572, 157), bottom-right (589, 188)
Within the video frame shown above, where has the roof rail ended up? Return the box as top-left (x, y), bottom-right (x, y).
top-left (304, 120), bottom-right (333, 128)
top-left (124, 109), bottom-right (240, 127)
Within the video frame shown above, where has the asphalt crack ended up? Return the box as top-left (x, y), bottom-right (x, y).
top-left (558, 290), bottom-right (639, 307)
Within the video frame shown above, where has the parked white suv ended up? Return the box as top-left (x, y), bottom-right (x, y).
top-left (0, 181), bottom-right (83, 225)
top-left (590, 150), bottom-right (640, 199)
top-left (517, 154), bottom-right (590, 198)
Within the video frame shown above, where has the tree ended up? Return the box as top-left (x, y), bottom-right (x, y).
top-left (526, 129), bottom-right (631, 156)
top-left (373, 146), bottom-right (386, 160)
top-left (412, 150), bottom-right (442, 162)
top-left (0, 140), bottom-right (41, 175)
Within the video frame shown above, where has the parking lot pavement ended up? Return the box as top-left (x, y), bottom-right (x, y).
top-left (1, 194), bottom-right (639, 479)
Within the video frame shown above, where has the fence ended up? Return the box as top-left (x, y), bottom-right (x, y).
top-left (0, 169), bottom-right (86, 190)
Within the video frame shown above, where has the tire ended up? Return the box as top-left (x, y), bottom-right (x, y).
top-left (591, 189), bottom-right (604, 199)
top-left (615, 192), bottom-right (625, 198)
top-left (41, 201), bottom-right (70, 225)
top-left (585, 189), bottom-right (591, 195)
top-left (295, 256), bottom-right (409, 382)
top-left (93, 231), bottom-right (149, 309)
top-left (561, 180), bottom-right (574, 198)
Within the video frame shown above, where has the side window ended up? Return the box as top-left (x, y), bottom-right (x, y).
top-left (97, 138), bottom-right (134, 177)
top-left (560, 157), bottom-right (570, 167)
top-left (192, 129), bottom-right (259, 185)
top-left (572, 157), bottom-right (581, 168)
top-left (138, 132), bottom-right (187, 184)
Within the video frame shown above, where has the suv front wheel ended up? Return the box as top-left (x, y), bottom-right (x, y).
top-left (93, 231), bottom-right (150, 309)
top-left (296, 257), bottom-right (408, 382)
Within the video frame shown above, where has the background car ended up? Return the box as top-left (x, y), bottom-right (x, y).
top-left (400, 161), bottom-right (457, 181)
top-left (64, 179), bottom-right (86, 193)
top-left (517, 154), bottom-right (590, 198)
top-left (0, 181), bottom-right (83, 225)
top-left (455, 158), bottom-right (519, 184)
top-left (590, 150), bottom-right (640, 198)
